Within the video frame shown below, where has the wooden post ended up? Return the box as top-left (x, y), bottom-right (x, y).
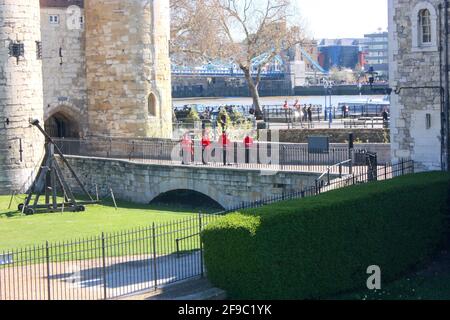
top-left (110, 188), bottom-right (117, 210)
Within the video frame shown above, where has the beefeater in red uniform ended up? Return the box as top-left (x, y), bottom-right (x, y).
top-left (220, 131), bottom-right (231, 165)
top-left (181, 133), bottom-right (193, 164)
top-left (201, 134), bottom-right (211, 165)
top-left (244, 135), bottom-right (254, 164)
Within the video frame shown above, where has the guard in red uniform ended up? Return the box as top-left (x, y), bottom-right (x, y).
top-left (244, 135), bottom-right (254, 164)
top-left (201, 134), bottom-right (211, 165)
top-left (220, 131), bottom-right (231, 165)
top-left (181, 133), bottom-right (193, 165)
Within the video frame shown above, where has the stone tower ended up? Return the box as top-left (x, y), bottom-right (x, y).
top-left (85, 0), bottom-right (173, 139)
top-left (389, 0), bottom-right (443, 171)
top-left (0, 0), bottom-right (45, 194)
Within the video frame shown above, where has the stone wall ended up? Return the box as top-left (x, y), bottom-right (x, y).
top-left (389, 0), bottom-right (443, 171)
top-left (0, 0), bottom-right (45, 194)
top-left (41, 7), bottom-right (88, 136)
top-left (260, 129), bottom-right (391, 144)
top-left (61, 156), bottom-right (325, 210)
top-left (85, 0), bottom-right (172, 139)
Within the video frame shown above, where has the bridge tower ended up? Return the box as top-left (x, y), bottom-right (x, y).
top-left (85, 0), bottom-right (173, 139)
top-left (0, 0), bottom-right (45, 194)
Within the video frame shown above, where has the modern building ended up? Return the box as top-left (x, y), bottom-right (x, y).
top-left (318, 38), bottom-right (366, 71)
top-left (364, 32), bottom-right (389, 80)
top-left (389, 0), bottom-right (448, 171)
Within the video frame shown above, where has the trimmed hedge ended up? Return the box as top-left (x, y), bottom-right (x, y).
top-left (202, 172), bottom-right (450, 299)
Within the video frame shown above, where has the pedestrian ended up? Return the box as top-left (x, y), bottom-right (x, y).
top-left (282, 100), bottom-right (290, 124)
top-left (302, 104), bottom-right (308, 122)
top-left (307, 104), bottom-right (313, 123)
top-left (382, 108), bottom-right (389, 128)
top-left (293, 99), bottom-right (300, 123)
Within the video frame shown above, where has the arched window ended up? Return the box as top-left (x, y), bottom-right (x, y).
top-left (419, 9), bottom-right (431, 44)
top-left (148, 93), bottom-right (157, 117)
top-left (411, 2), bottom-right (438, 52)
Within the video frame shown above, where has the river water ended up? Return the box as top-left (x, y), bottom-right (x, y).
top-left (173, 95), bottom-right (388, 108)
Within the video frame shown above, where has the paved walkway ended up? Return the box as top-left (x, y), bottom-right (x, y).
top-left (1, 252), bottom-right (203, 300)
top-left (119, 277), bottom-right (226, 300)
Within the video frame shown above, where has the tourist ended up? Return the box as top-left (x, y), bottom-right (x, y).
top-left (293, 99), bottom-right (300, 123)
top-left (302, 104), bottom-right (308, 122)
top-left (307, 104), bottom-right (313, 123)
top-left (382, 108), bottom-right (389, 128)
top-left (283, 100), bottom-right (290, 123)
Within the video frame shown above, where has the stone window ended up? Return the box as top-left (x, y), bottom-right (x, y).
top-left (420, 9), bottom-right (432, 44)
top-left (411, 2), bottom-right (438, 52)
top-left (49, 15), bottom-right (60, 25)
top-left (148, 93), bottom-right (157, 117)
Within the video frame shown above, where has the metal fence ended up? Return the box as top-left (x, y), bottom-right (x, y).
top-left (0, 214), bottom-right (219, 300)
top-left (53, 137), bottom-right (354, 175)
top-left (261, 105), bottom-right (389, 130)
top-left (226, 158), bottom-right (414, 211)
top-left (0, 159), bottom-right (413, 300)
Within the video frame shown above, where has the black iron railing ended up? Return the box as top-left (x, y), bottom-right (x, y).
top-left (53, 137), bottom-right (353, 175)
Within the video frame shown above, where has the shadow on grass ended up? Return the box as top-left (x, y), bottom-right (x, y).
top-left (330, 250), bottom-right (450, 300)
top-left (0, 193), bottom-right (221, 219)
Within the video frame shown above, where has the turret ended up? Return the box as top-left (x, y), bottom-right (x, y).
top-left (85, 0), bottom-right (173, 138)
top-left (0, 0), bottom-right (45, 194)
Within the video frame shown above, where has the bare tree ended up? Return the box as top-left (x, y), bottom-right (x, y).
top-left (171, 0), bottom-right (307, 119)
top-left (329, 67), bottom-right (357, 84)
top-left (170, 0), bottom-right (222, 65)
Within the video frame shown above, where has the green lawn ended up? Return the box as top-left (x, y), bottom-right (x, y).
top-left (0, 194), bottom-right (213, 251)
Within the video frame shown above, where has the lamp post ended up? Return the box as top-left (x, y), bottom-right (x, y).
top-left (323, 80), bottom-right (333, 122)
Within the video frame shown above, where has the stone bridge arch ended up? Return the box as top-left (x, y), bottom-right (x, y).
top-left (150, 181), bottom-right (226, 210)
top-left (150, 188), bottom-right (225, 210)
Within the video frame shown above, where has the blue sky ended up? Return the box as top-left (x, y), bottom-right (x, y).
top-left (296, 0), bottom-right (388, 39)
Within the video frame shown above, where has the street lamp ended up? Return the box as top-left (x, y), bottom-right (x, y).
top-left (323, 80), bottom-right (333, 121)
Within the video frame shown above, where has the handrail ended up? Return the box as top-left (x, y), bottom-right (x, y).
top-left (316, 159), bottom-right (353, 185)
